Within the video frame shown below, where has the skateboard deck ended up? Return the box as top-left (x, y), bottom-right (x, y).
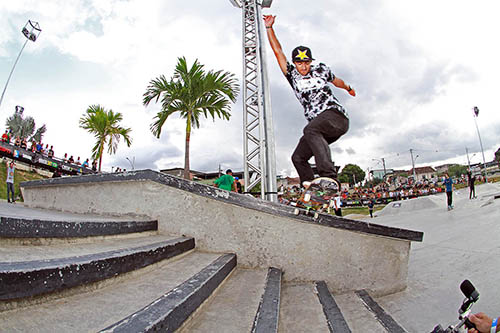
top-left (291, 177), bottom-right (341, 219)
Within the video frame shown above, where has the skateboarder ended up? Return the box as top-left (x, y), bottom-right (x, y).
top-left (443, 173), bottom-right (453, 210)
top-left (263, 15), bottom-right (356, 186)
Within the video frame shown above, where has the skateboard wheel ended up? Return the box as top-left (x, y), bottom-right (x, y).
top-left (314, 212), bottom-right (319, 219)
top-left (294, 208), bottom-right (300, 215)
top-left (304, 193), bottom-right (311, 202)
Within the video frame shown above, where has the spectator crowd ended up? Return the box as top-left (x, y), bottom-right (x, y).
top-left (2, 129), bottom-right (97, 172)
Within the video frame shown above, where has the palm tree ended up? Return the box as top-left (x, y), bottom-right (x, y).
top-left (143, 57), bottom-right (239, 180)
top-left (79, 105), bottom-right (132, 172)
top-left (5, 111), bottom-right (46, 142)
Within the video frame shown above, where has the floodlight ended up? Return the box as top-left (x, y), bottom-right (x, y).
top-left (0, 20), bottom-right (42, 109)
top-left (22, 20), bottom-right (41, 42)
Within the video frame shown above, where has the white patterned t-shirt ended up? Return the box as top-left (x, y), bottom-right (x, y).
top-left (285, 62), bottom-right (348, 121)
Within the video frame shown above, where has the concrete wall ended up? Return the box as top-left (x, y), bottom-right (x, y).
top-left (20, 171), bottom-right (422, 296)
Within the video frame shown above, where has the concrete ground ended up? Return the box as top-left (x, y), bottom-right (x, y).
top-left (369, 182), bottom-right (500, 332)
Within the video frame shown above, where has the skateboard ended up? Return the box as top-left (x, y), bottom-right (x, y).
top-left (290, 177), bottom-right (341, 219)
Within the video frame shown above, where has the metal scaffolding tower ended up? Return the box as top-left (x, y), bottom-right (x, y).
top-left (230, 0), bottom-right (277, 202)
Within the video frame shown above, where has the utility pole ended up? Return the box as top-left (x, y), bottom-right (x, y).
top-left (472, 106), bottom-right (488, 182)
top-left (466, 147), bottom-right (471, 169)
top-left (410, 149), bottom-right (417, 181)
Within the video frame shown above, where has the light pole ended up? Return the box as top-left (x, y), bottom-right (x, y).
top-left (472, 106), bottom-right (488, 182)
top-left (230, 0), bottom-right (277, 202)
top-left (126, 157), bottom-right (135, 170)
top-left (372, 157), bottom-right (386, 179)
top-left (410, 149), bottom-right (417, 181)
top-left (0, 20), bottom-right (42, 110)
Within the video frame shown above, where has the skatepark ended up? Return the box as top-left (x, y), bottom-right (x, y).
top-left (0, 170), bottom-right (497, 332)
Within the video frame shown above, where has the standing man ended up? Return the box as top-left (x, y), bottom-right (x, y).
top-left (6, 160), bottom-right (15, 203)
top-left (214, 169), bottom-right (236, 192)
top-left (443, 173), bottom-right (453, 210)
top-left (467, 170), bottom-right (476, 199)
top-left (263, 15), bottom-right (356, 185)
top-left (332, 194), bottom-right (342, 217)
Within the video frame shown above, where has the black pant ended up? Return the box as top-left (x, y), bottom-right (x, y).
top-left (292, 109), bottom-right (349, 183)
top-left (469, 186), bottom-right (475, 199)
top-left (6, 182), bottom-right (15, 202)
top-left (446, 191), bottom-right (453, 207)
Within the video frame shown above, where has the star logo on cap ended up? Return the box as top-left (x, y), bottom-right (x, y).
top-left (297, 50), bottom-right (309, 60)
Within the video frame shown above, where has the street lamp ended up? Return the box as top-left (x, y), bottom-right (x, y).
top-left (0, 20), bottom-right (42, 110)
top-left (472, 106), bottom-right (488, 182)
top-left (126, 157), bottom-right (135, 170)
top-left (372, 157), bottom-right (386, 179)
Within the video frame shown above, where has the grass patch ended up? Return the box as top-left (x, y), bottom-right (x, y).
top-left (0, 160), bottom-right (47, 201)
top-left (341, 205), bottom-right (385, 216)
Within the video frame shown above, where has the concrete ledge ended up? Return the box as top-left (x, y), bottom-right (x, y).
top-left (20, 169), bottom-right (423, 295)
top-left (252, 267), bottom-right (282, 333)
top-left (0, 237), bottom-right (194, 300)
top-left (100, 253), bottom-right (236, 333)
top-left (0, 217), bottom-right (157, 238)
top-left (316, 281), bottom-right (351, 333)
top-left (21, 170), bottom-right (423, 242)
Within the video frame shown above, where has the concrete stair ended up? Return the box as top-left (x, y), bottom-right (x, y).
top-left (0, 202), bottom-right (410, 332)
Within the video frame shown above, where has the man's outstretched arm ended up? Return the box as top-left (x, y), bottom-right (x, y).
top-left (332, 77), bottom-right (356, 97)
top-left (263, 15), bottom-right (288, 76)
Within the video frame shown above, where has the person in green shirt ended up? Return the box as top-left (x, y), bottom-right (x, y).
top-left (214, 169), bottom-right (236, 192)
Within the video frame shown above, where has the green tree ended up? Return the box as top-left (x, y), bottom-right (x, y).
top-left (5, 110), bottom-right (46, 142)
top-left (143, 57), bottom-right (239, 179)
top-left (339, 164), bottom-right (366, 186)
top-left (79, 105), bottom-right (132, 172)
top-left (448, 164), bottom-right (468, 178)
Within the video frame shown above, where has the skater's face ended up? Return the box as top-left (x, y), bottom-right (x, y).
top-left (294, 60), bottom-right (312, 76)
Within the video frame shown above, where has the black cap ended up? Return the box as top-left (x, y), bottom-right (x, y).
top-left (292, 46), bottom-right (314, 62)
top-left (226, 169), bottom-right (233, 174)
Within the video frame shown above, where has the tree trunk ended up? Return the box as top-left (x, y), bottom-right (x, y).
top-left (184, 112), bottom-right (191, 180)
top-left (98, 141), bottom-right (104, 172)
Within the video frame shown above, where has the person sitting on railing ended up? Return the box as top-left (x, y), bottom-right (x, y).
top-left (91, 160), bottom-right (97, 172)
top-left (14, 136), bottom-right (21, 147)
top-left (35, 141), bottom-right (43, 153)
top-left (20, 138), bottom-right (27, 149)
top-left (63, 153), bottom-right (68, 162)
top-left (76, 156), bottom-right (81, 165)
top-left (2, 130), bottom-right (10, 143)
top-left (82, 158), bottom-right (89, 168)
top-left (68, 155), bottom-right (74, 164)
top-left (48, 145), bottom-right (54, 158)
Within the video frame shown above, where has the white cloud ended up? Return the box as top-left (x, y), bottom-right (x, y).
top-left (0, 0), bottom-right (499, 177)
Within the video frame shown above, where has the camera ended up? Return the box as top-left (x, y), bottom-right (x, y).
top-left (431, 280), bottom-right (479, 332)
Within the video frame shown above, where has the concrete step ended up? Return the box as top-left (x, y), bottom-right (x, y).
top-left (279, 282), bottom-right (330, 332)
top-left (0, 251), bottom-right (234, 332)
top-left (0, 235), bottom-right (194, 303)
top-left (0, 202), bottom-right (157, 240)
top-left (178, 267), bottom-right (268, 332)
top-left (332, 291), bottom-right (386, 332)
top-left (333, 289), bottom-right (408, 332)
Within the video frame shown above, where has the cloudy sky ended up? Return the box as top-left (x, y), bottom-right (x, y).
top-left (1, 0), bottom-right (499, 178)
